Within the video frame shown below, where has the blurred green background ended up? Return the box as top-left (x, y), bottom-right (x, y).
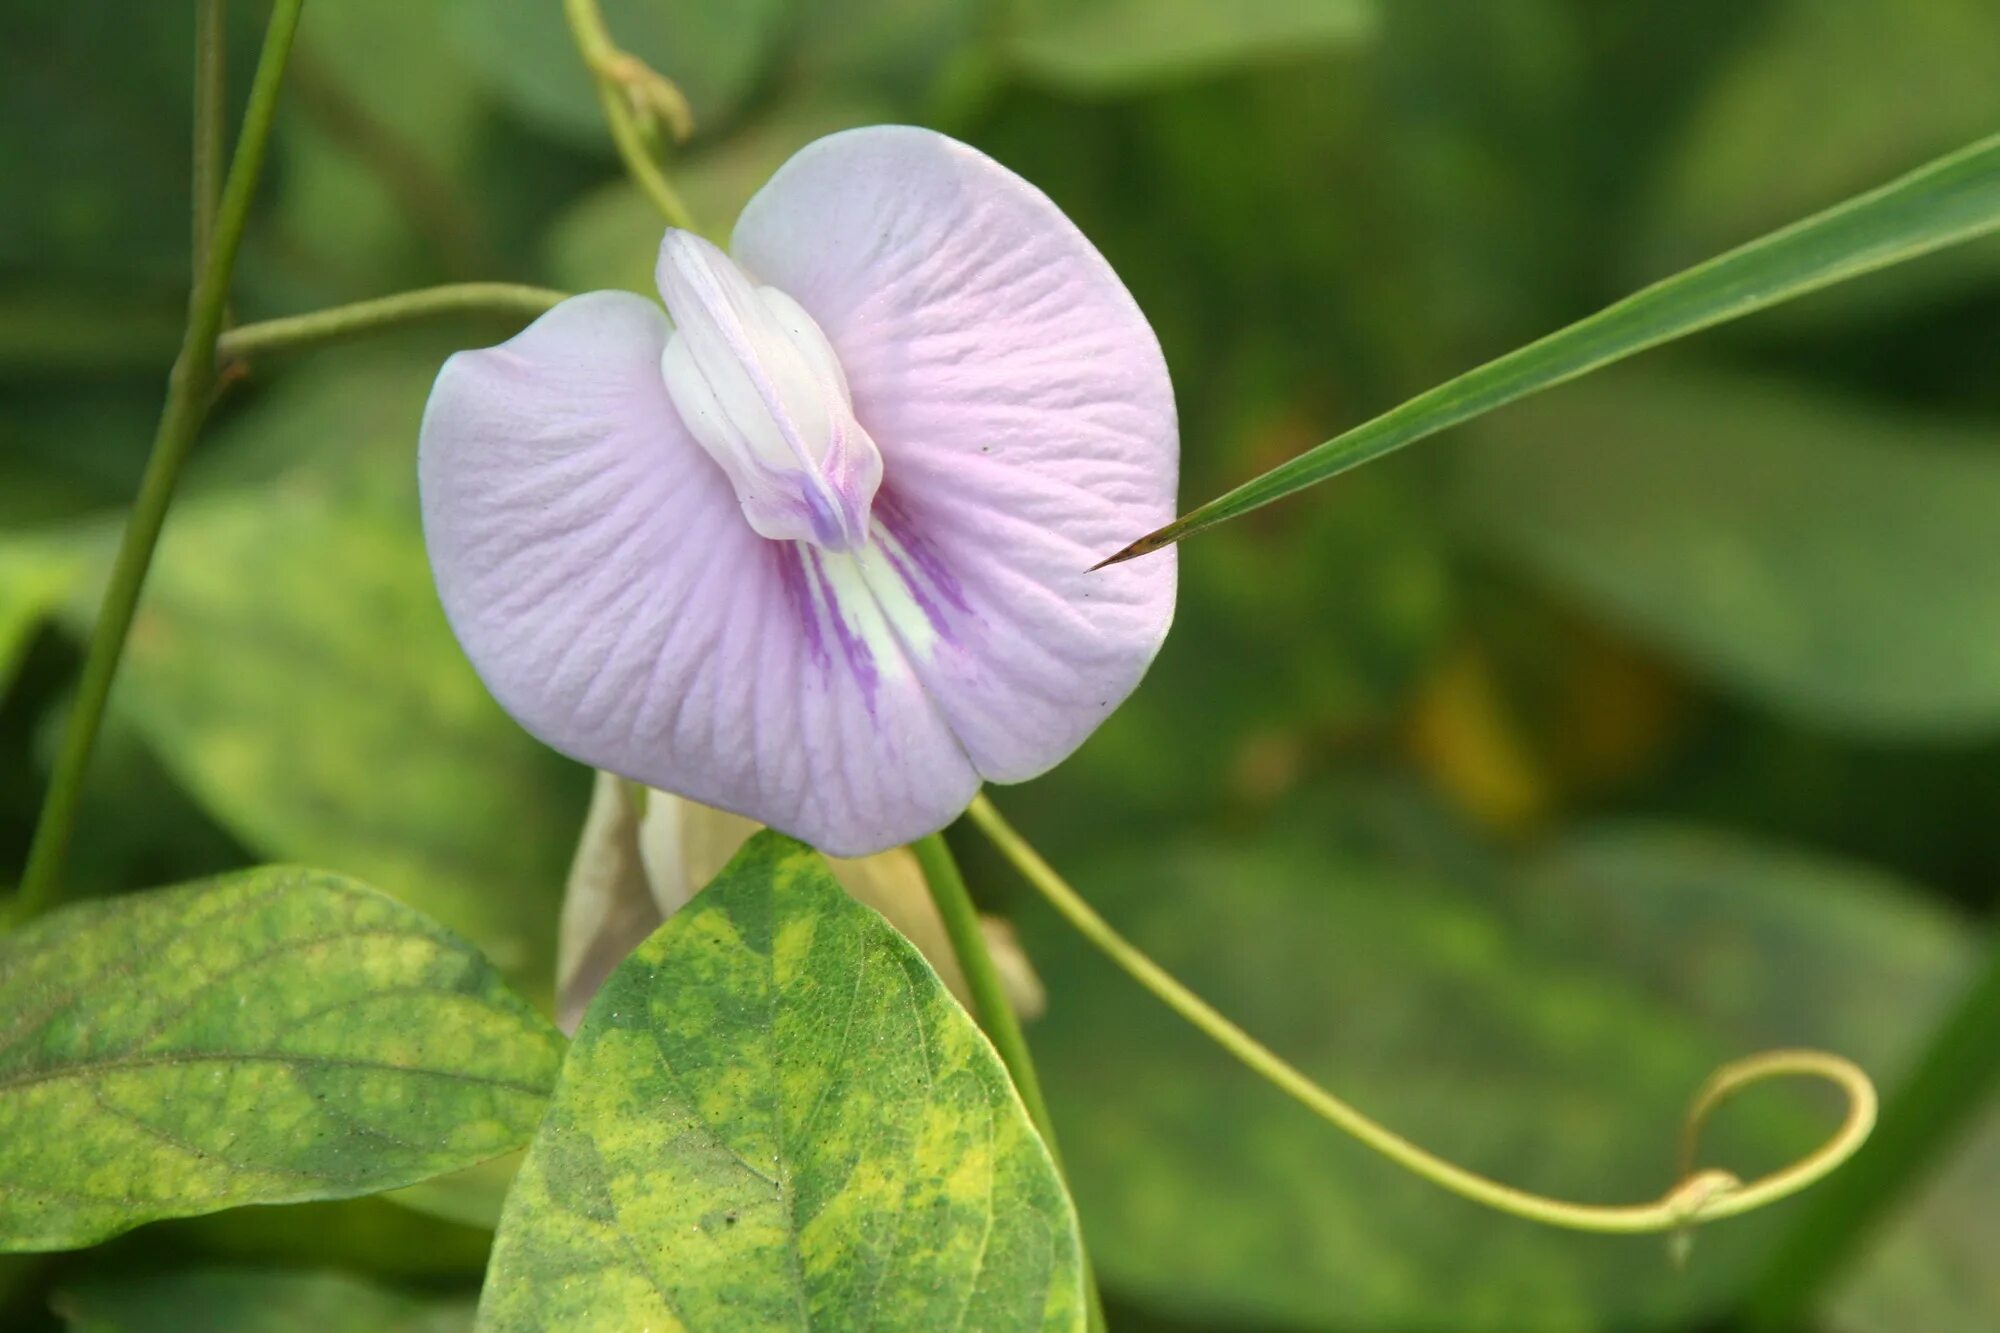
top-left (3, 1), bottom-right (1997, 1329)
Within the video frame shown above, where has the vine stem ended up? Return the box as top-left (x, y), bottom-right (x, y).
top-left (965, 793), bottom-right (1878, 1238)
top-left (910, 832), bottom-right (1108, 1333)
top-left (561, 0), bottom-right (698, 231)
top-left (10, 0), bottom-right (307, 926)
top-left (217, 284), bottom-right (568, 361)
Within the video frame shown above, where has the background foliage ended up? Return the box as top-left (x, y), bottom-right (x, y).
top-left (1, 0), bottom-right (1994, 1328)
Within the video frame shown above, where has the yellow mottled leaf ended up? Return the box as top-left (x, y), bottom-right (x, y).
top-left (0, 868), bottom-right (564, 1252)
top-left (484, 832), bottom-right (1082, 1331)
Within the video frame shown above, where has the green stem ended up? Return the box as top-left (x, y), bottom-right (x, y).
top-left (967, 794), bottom-right (1879, 1238)
top-left (218, 283), bottom-right (568, 361)
top-left (561, 0), bottom-right (698, 231)
top-left (911, 833), bottom-right (1062, 1155)
top-left (1743, 930), bottom-right (2000, 1330)
top-left (910, 830), bottom-right (1108, 1333)
top-left (192, 0), bottom-right (227, 276)
top-left (10, 0), bottom-right (306, 926)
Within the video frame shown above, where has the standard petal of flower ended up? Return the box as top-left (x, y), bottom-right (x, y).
top-left (731, 126), bottom-right (1179, 785)
top-left (419, 292), bottom-right (980, 856)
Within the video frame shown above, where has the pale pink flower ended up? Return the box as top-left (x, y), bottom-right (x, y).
top-left (420, 127), bottom-right (1177, 855)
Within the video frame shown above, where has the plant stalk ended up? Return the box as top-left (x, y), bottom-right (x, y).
top-left (10, 0), bottom-right (307, 925)
top-left (561, 0), bottom-right (698, 231)
top-left (218, 284), bottom-right (568, 361)
top-left (910, 830), bottom-right (1108, 1333)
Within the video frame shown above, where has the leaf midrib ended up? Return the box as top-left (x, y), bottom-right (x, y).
top-left (0, 1049), bottom-right (552, 1098)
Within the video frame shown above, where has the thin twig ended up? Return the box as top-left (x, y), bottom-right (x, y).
top-left (11, 0), bottom-right (309, 926)
top-left (218, 283), bottom-right (568, 361)
top-left (909, 831), bottom-right (1109, 1333)
top-left (561, 0), bottom-right (699, 231)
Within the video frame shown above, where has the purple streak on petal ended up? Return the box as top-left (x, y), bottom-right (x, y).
top-left (805, 547), bottom-right (879, 708)
top-left (732, 126), bottom-right (1179, 786)
top-left (876, 488), bottom-right (971, 617)
top-left (880, 543), bottom-right (956, 647)
top-left (773, 540), bottom-right (828, 672)
top-left (419, 289), bottom-right (979, 857)
top-left (423, 123), bottom-right (1176, 854)
top-left (804, 480), bottom-right (851, 550)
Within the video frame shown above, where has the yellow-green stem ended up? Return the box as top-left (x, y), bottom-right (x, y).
top-left (218, 284), bottom-right (568, 361)
top-left (561, 0), bottom-right (698, 231)
top-left (966, 793), bottom-right (1877, 1237)
top-left (10, 0), bottom-right (306, 926)
top-left (910, 830), bottom-right (1108, 1333)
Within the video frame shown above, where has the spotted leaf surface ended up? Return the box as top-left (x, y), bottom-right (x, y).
top-left (0, 868), bottom-right (564, 1252)
top-left (479, 831), bottom-right (1082, 1332)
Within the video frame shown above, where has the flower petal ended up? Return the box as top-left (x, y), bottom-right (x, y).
top-left (419, 291), bottom-right (979, 855)
top-left (731, 125), bottom-right (1179, 783)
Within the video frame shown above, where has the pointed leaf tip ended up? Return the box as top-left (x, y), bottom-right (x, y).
top-left (481, 831), bottom-right (1085, 1330)
top-left (1091, 530), bottom-right (1171, 570)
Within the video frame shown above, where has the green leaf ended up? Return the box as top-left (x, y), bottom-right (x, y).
top-left (1819, 1109), bottom-right (2000, 1333)
top-left (0, 6), bottom-right (256, 291)
top-left (1122, 129), bottom-right (2000, 559)
top-left (1014, 799), bottom-right (1986, 1330)
top-left (1455, 368), bottom-right (2000, 737)
top-left (480, 831), bottom-right (1083, 1331)
top-left (99, 354), bottom-right (585, 998)
top-left (274, 0), bottom-right (492, 289)
top-left (0, 537), bottom-right (88, 700)
top-left (1007, 0), bottom-right (1376, 93)
top-left (38, 706), bottom-right (254, 903)
top-left (0, 384), bottom-right (169, 527)
top-left (1635, 0), bottom-right (2000, 324)
top-left (0, 866), bottom-right (564, 1252)
top-left (445, 0), bottom-right (788, 148)
top-left (787, 0), bottom-right (986, 107)
top-left (54, 1267), bottom-right (475, 1333)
